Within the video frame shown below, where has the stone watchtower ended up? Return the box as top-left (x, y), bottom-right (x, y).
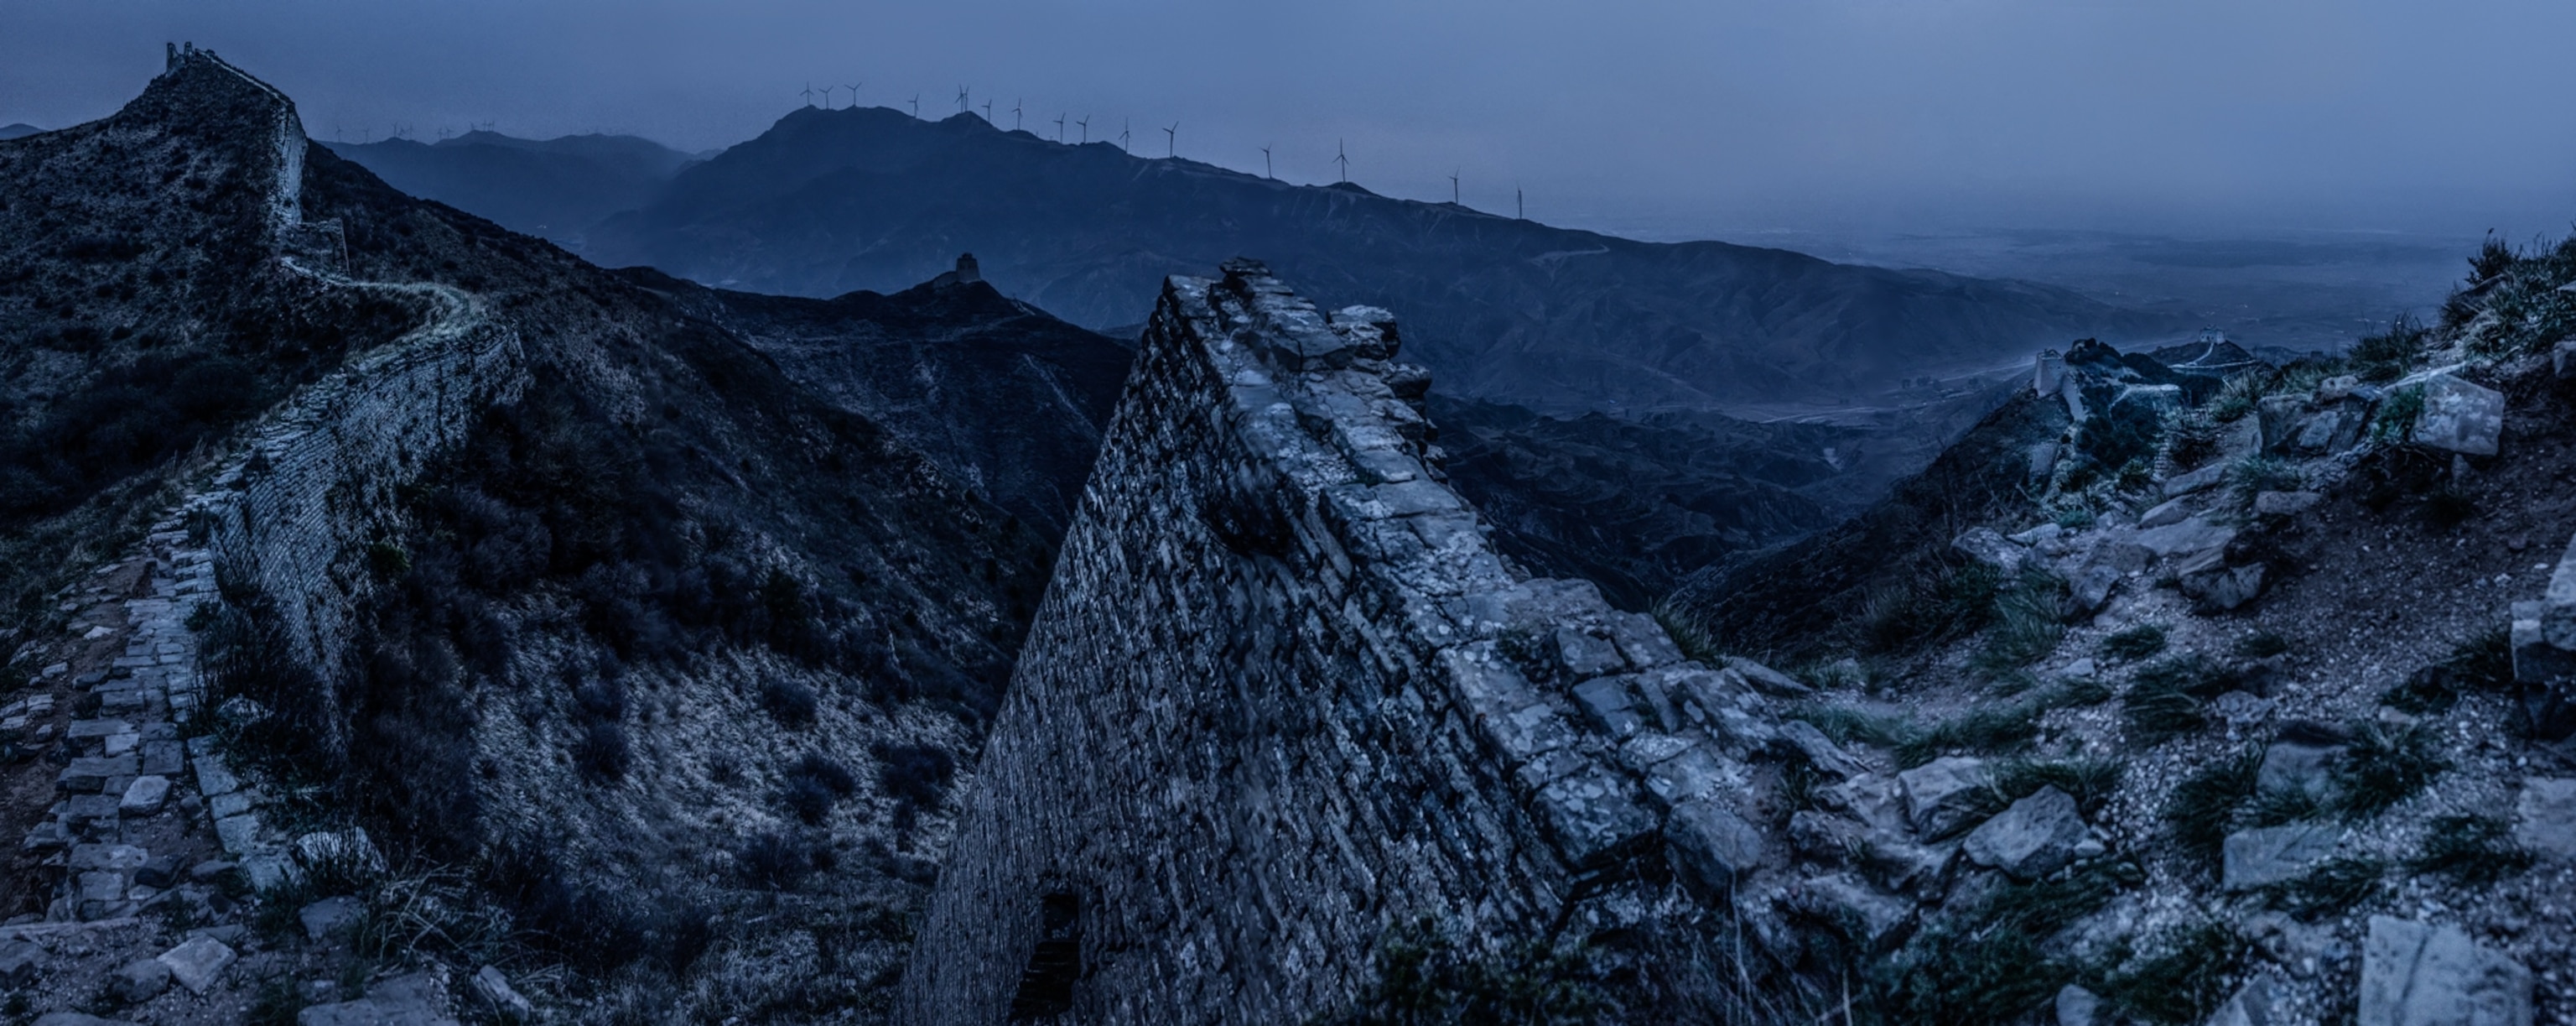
top-left (930, 253), bottom-right (983, 289)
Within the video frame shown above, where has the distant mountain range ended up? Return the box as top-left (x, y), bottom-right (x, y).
top-left (325, 130), bottom-right (703, 251)
top-left (0, 124), bottom-right (40, 141)
top-left (334, 107), bottom-right (2182, 413)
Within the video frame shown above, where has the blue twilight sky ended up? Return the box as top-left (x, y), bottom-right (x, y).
top-left (5, 0), bottom-right (2576, 240)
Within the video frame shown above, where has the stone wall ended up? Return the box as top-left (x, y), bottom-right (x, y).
top-left (185, 294), bottom-right (522, 724)
top-left (137, 49), bottom-right (532, 732)
top-left (901, 262), bottom-right (1778, 1023)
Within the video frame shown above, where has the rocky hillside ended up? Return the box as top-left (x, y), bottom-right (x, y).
top-left (565, 105), bottom-right (2174, 412)
top-left (0, 49), bottom-right (1062, 1025)
top-left (1652, 245), bottom-right (2576, 1023)
top-left (325, 131), bottom-right (700, 253)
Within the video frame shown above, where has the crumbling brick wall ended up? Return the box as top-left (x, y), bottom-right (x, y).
top-left (903, 262), bottom-right (1774, 1023)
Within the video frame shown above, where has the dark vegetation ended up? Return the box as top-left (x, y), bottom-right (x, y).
top-left (2407, 815), bottom-right (2532, 886)
top-left (1872, 860), bottom-right (2132, 1024)
top-left (1430, 395), bottom-right (1862, 611)
top-left (1321, 921), bottom-right (1614, 1026)
top-left (1670, 390), bottom-right (2068, 663)
top-left (2101, 623), bottom-right (2168, 662)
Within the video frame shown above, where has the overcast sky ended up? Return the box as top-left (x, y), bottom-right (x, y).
top-left (7, 0), bottom-right (2576, 239)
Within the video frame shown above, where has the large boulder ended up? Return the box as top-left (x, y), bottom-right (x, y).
top-left (1961, 785), bottom-right (2089, 879)
top-left (2223, 823), bottom-right (2340, 891)
top-left (2411, 374), bottom-right (2505, 456)
top-left (2358, 916), bottom-right (2532, 1026)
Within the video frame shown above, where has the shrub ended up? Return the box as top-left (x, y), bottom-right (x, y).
top-left (2331, 722), bottom-right (2445, 819)
top-left (1787, 704), bottom-right (1913, 750)
top-left (573, 721), bottom-right (629, 781)
top-left (2407, 815), bottom-right (2531, 886)
top-left (2101, 623), bottom-right (2168, 662)
top-left (779, 753), bottom-right (860, 825)
top-left (1971, 569), bottom-right (2067, 676)
top-left (1872, 861), bottom-right (2129, 1024)
top-left (760, 677), bottom-right (819, 727)
top-left (737, 832), bottom-right (817, 891)
top-left (874, 743), bottom-right (955, 808)
top-left (2163, 748), bottom-right (2262, 866)
top-left (2225, 456), bottom-right (2302, 507)
top-left (1955, 757), bottom-right (2127, 825)
top-left (2244, 785), bottom-right (2324, 828)
top-left (1320, 920), bottom-right (1614, 1026)
top-left (2163, 408), bottom-right (2224, 472)
top-left (2232, 631), bottom-right (2291, 659)
top-left (2262, 857), bottom-right (2384, 919)
top-left (1862, 564), bottom-right (2001, 654)
top-left (2094, 919), bottom-right (2248, 1025)
top-left (2122, 674), bottom-right (2205, 744)
top-left (2371, 385), bottom-right (2425, 443)
top-left (2205, 372), bottom-right (2268, 423)
top-left (2349, 315), bottom-right (2430, 383)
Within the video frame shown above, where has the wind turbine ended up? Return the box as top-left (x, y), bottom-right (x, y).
top-left (801, 83), bottom-right (815, 107)
top-left (1053, 112), bottom-right (1065, 142)
top-left (1013, 98), bottom-right (1023, 131)
top-left (1516, 186), bottom-right (1524, 220)
top-left (1261, 144), bottom-right (1273, 180)
top-left (1449, 169), bottom-right (1460, 205)
top-left (1334, 139), bottom-right (1350, 183)
top-left (1163, 122), bottom-right (1177, 158)
top-left (1119, 119), bottom-right (1130, 154)
top-left (982, 99), bottom-right (994, 122)
top-left (1076, 116), bottom-right (1089, 143)
top-left (844, 82), bottom-right (863, 108)
top-left (957, 86), bottom-right (969, 114)
top-left (908, 92), bottom-right (921, 117)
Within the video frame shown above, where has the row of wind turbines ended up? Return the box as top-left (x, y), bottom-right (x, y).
top-left (793, 81), bottom-right (1528, 218)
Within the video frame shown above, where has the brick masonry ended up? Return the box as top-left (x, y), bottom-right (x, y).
top-left (901, 262), bottom-right (1780, 1023)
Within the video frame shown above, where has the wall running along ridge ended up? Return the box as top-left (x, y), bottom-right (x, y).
top-left (162, 48), bottom-right (527, 741)
top-left (903, 261), bottom-right (1779, 1023)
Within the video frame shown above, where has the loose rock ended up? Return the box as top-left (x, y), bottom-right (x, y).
top-left (2358, 916), bottom-right (2532, 1026)
top-left (1961, 785), bottom-right (2087, 879)
top-left (2513, 778), bottom-right (2576, 858)
top-left (109, 956), bottom-right (171, 1003)
top-left (1898, 756), bottom-right (1990, 839)
top-left (2223, 823), bottom-right (2340, 891)
top-left (156, 935), bottom-right (236, 994)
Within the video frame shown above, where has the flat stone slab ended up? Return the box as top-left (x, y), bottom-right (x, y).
top-left (2224, 822), bottom-right (2340, 891)
top-left (59, 755), bottom-right (138, 792)
top-left (2359, 916), bottom-right (2531, 1026)
top-left (156, 935), bottom-right (236, 994)
top-left (215, 812), bottom-right (262, 856)
top-left (2137, 516), bottom-right (2237, 560)
top-left (118, 774), bottom-right (169, 816)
